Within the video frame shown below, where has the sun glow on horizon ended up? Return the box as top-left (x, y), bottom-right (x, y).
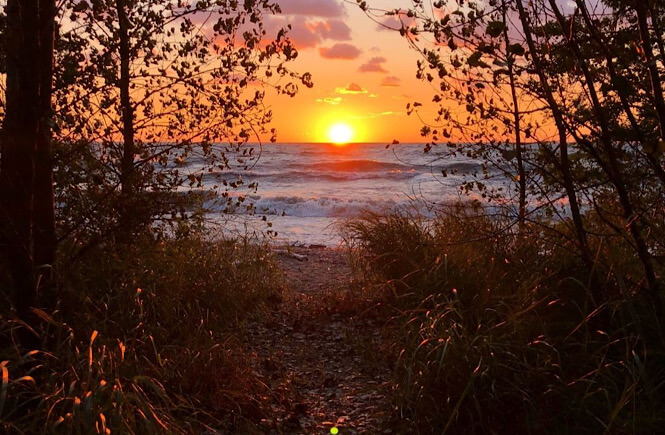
top-left (328, 123), bottom-right (354, 144)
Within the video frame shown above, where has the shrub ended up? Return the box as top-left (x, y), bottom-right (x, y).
top-left (346, 208), bottom-right (665, 433)
top-left (0, 234), bottom-right (283, 433)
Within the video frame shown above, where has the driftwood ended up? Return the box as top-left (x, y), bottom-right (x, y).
top-left (274, 249), bottom-right (308, 261)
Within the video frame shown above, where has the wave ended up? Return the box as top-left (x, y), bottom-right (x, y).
top-left (205, 194), bottom-right (408, 218)
top-left (444, 161), bottom-right (484, 173)
top-left (307, 159), bottom-right (414, 172)
top-left (176, 158), bottom-right (484, 181)
top-left (202, 168), bottom-right (421, 183)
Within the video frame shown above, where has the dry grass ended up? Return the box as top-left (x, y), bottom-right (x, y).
top-left (344, 207), bottom-right (665, 434)
top-left (0, 234), bottom-right (284, 433)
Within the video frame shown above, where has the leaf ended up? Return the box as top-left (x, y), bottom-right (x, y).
top-left (508, 43), bottom-right (525, 56)
top-left (467, 51), bottom-right (487, 68)
top-left (611, 75), bottom-right (633, 94)
top-left (13, 376), bottom-right (35, 384)
top-left (31, 308), bottom-right (58, 326)
top-left (500, 149), bottom-right (518, 161)
top-left (73, 1), bottom-right (88, 12)
top-left (486, 21), bottom-right (506, 38)
top-left (89, 330), bottom-right (98, 368)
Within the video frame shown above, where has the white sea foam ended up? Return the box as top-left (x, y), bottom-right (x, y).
top-left (206, 194), bottom-right (402, 218)
top-left (193, 143), bottom-right (508, 245)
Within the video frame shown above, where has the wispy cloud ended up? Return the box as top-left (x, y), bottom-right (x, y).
top-left (381, 76), bottom-right (401, 87)
top-left (319, 43), bottom-right (361, 59)
top-left (316, 97), bottom-right (343, 105)
top-left (352, 111), bottom-right (401, 119)
top-left (263, 16), bottom-right (350, 49)
top-left (308, 20), bottom-right (352, 41)
top-left (377, 10), bottom-right (418, 31)
top-left (275, 0), bottom-right (346, 17)
top-left (335, 83), bottom-right (368, 94)
top-left (359, 56), bottom-right (388, 73)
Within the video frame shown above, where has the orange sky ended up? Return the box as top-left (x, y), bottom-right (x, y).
top-left (264, 0), bottom-right (436, 143)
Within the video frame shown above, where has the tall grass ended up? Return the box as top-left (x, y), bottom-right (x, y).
top-left (345, 207), bottom-right (665, 433)
top-left (0, 233), bottom-right (284, 433)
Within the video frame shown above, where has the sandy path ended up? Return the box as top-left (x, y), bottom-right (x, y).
top-left (244, 246), bottom-right (393, 434)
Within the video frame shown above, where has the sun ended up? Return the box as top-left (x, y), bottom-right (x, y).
top-left (328, 123), bottom-right (353, 144)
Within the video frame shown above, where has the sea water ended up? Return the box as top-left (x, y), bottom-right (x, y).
top-left (181, 143), bottom-right (505, 246)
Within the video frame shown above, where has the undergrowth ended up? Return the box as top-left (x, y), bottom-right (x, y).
top-left (345, 207), bottom-right (665, 434)
top-left (0, 233), bottom-right (284, 433)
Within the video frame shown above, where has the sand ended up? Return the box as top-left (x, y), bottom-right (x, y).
top-left (243, 245), bottom-right (394, 433)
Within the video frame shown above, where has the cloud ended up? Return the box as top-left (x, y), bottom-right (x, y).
top-left (335, 83), bottom-right (368, 94)
top-left (381, 76), bottom-right (402, 87)
top-left (358, 56), bottom-right (388, 73)
top-left (275, 0), bottom-right (345, 17)
top-left (263, 17), bottom-right (351, 49)
top-left (319, 43), bottom-right (361, 59)
top-left (392, 94), bottom-right (410, 101)
top-left (352, 111), bottom-right (401, 119)
top-left (308, 20), bottom-right (351, 41)
top-left (178, 2), bottom-right (349, 51)
top-left (316, 97), bottom-right (343, 105)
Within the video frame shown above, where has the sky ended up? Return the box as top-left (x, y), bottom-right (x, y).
top-left (263, 0), bottom-right (434, 143)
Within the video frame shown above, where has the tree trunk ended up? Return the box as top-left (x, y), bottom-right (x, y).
top-left (635, 0), bottom-right (665, 142)
top-left (34, 0), bottom-right (57, 291)
top-left (503, 0), bottom-right (527, 230)
top-left (0, 0), bottom-right (41, 319)
top-left (515, 0), bottom-right (594, 273)
top-left (115, 0), bottom-right (137, 240)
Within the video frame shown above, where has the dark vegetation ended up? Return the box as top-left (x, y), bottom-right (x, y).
top-left (1, 0), bottom-right (665, 433)
top-left (1, 236), bottom-right (284, 432)
top-left (0, 0), bottom-right (307, 431)
top-left (347, 207), bottom-right (664, 433)
top-left (346, 0), bottom-right (665, 432)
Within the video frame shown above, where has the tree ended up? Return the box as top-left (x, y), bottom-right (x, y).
top-left (360, 0), bottom-right (664, 313)
top-left (53, 0), bottom-right (309, 246)
top-left (0, 0), bottom-right (56, 329)
top-left (368, 2), bottom-right (535, 228)
top-left (516, 0), bottom-right (663, 310)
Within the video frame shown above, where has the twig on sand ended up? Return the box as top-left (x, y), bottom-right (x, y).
top-left (274, 249), bottom-right (308, 261)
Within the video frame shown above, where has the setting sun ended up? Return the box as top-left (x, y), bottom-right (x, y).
top-left (328, 123), bottom-right (353, 144)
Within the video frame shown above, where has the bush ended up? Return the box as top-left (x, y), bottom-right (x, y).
top-left (0, 234), bottom-right (284, 433)
top-left (346, 208), bottom-right (665, 434)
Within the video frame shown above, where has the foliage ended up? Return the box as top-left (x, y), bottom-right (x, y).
top-left (50, 0), bottom-right (311, 242)
top-left (352, 1), bottom-right (665, 430)
top-left (360, 0), bottom-right (665, 308)
top-left (346, 209), bottom-right (665, 433)
top-left (0, 234), bottom-right (284, 433)
top-left (0, 0), bottom-right (307, 429)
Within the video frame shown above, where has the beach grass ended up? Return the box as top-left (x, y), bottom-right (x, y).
top-left (0, 233), bottom-right (284, 433)
top-left (344, 207), bottom-right (665, 433)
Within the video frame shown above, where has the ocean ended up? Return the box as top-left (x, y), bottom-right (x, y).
top-left (183, 143), bottom-right (503, 246)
